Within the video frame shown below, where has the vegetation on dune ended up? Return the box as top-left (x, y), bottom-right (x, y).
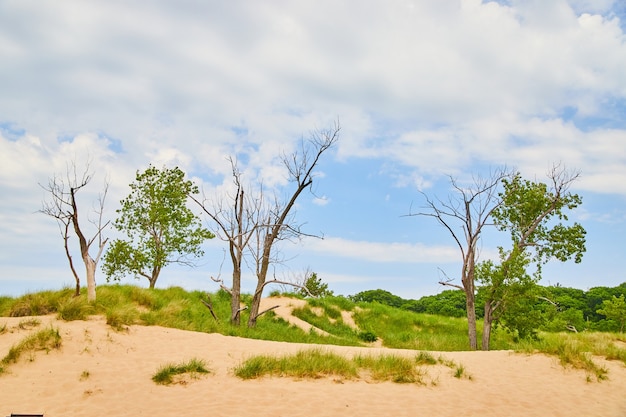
top-left (234, 348), bottom-right (470, 384)
top-left (152, 358), bottom-right (210, 385)
top-left (0, 327), bottom-right (62, 375)
top-left (0, 284), bottom-right (624, 381)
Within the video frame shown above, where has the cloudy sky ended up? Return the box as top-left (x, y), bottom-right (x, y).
top-left (1, 0), bottom-right (625, 299)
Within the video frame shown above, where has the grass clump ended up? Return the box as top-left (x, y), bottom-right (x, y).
top-left (355, 354), bottom-right (426, 384)
top-left (17, 318), bottom-right (41, 329)
top-left (234, 349), bottom-right (457, 385)
top-left (0, 327), bottom-right (62, 374)
top-left (58, 296), bottom-right (93, 321)
top-left (152, 358), bottom-right (210, 385)
top-left (516, 333), bottom-right (610, 381)
top-left (234, 349), bottom-right (358, 380)
top-left (105, 305), bottom-right (139, 331)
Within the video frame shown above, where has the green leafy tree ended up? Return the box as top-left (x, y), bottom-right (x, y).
top-left (103, 166), bottom-right (214, 288)
top-left (597, 295), bottom-right (626, 332)
top-left (350, 289), bottom-right (405, 308)
top-left (478, 166), bottom-right (586, 349)
top-left (299, 272), bottom-right (334, 298)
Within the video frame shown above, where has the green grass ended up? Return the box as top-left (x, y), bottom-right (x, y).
top-left (152, 358), bottom-right (210, 385)
top-left (234, 349), bottom-right (456, 385)
top-left (354, 354), bottom-right (427, 384)
top-left (234, 349), bottom-right (358, 380)
top-left (0, 327), bottom-right (62, 375)
top-left (1, 285), bottom-right (624, 382)
top-left (515, 332), bottom-right (617, 381)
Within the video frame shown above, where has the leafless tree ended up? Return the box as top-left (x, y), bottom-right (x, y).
top-left (192, 158), bottom-right (263, 325)
top-left (193, 121), bottom-right (339, 327)
top-left (408, 168), bottom-right (510, 350)
top-left (40, 162), bottom-right (109, 302)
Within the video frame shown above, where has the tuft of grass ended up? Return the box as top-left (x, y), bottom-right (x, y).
top-left (105, 305), bottom-right (139, 331)
top-left (0, 327), bottom-right (62, 374)
top-left (58, 296), bottom-right (93, 321)
top-left (355, 354), bottom-right (426, 384)
top-left (80, 370), bottom-right (91, 380)
top-left (234, 349), bottom-right (358, 380)
top-left (17, 318), bottom-right (41, 329)
top-left (152, 358), bottom-right (210, 385)
top-left (235, 349), bottom-right (449, 385)
top-left (415, 351), bottom-right (438, 365)
top-left (6, 288), bottom-right (74, 317)
top-left (0, 322), bottom-right (7, 335)
top-left (516, 332), bottom-right (612, 381)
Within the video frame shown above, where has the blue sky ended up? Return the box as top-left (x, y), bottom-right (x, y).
top-left (1, 0), bottom-right (625, 299)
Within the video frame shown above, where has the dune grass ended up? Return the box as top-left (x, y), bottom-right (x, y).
top-left (0, 327), bottom-right (62, 375)
top-left (234, 348), bottom-right (465, 385)
top-left (1, 285), bottom-right (624, 381)
top-left (514, 331), bottom-right (624, 381)
top-left (152, 358), bottom-right (210, 385)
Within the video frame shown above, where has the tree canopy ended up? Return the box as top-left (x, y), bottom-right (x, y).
top-left (102, 165), bottom-right (214, 288)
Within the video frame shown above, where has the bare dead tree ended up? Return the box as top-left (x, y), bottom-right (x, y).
top-left (40, 161), bottom-right (109, 302)
top-left (407, 168), bottom-right (511, 350)
top-left (192, 158), bottom-right (263, 325)
top-left (246, 122), bottom-right (339, 327)
top-left (193, 121), bottom-right (339, 327)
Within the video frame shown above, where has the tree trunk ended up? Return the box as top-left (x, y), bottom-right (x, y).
top-left (463, 249), bottom-right (478, 350)
top-left (84, 256), bottom-right (97, 302)
top-left (482, 303), bottom-right (494, 351)
top-left (247, 280), bottom-right (265, 328)
top-left (230, 267), bottom-right (241, 325)
top-left (465, 290), bottom-right (478, 350)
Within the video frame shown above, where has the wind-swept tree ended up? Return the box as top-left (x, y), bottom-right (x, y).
top-left (477, 166), bottom-right (586, 349)
top-left (103, 165), bottom-right (214, 288)
top-left (40, 162), bottom-right (109, 302)
top-left (193, 122), bottom-right (339, 326)
top-left (409, 168), bottom-right (510, 350)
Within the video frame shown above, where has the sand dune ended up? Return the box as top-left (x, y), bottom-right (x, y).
top-left (1, 309), bottom-right (625, 417)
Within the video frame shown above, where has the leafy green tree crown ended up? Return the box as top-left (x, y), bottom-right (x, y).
top-left (102, 165), bottom-right (214, 287)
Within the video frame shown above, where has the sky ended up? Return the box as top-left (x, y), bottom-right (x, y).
top-left (1, 0), bottom-right (625, 299)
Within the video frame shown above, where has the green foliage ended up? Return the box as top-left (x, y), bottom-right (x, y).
top-left (357, 331), bottom-right (378, 342)
top-left (102, 165), bottom-right (214, 288)
top-left (493, 173), bottom-right (586, 270)
top-left (152, 358), bottom-right (210, 385)
top-left (597, 295), bottom-right (626, 332)
top-left (350, 289), bottom-right (404, 308)
top-left (478, 171), bottom-right (587, 348)
top-left (299, 272), bottom-right (333, 297)
top-left (406, 290), bottom-right (468, 317)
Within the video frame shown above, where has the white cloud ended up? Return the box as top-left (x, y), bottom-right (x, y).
top-left (303, 236), bottom-right (459, 264)
top-left (1, 1), bottom-right (625, 295)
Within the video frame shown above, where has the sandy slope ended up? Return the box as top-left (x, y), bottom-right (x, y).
top-left (1, 304), bottom-right (625, 417)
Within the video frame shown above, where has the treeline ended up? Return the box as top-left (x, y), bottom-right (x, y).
top-left (350, 282), bottom-right (626, 333)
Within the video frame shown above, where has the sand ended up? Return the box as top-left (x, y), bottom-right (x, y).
top-left (1, 300), bottom-right (625, 417)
